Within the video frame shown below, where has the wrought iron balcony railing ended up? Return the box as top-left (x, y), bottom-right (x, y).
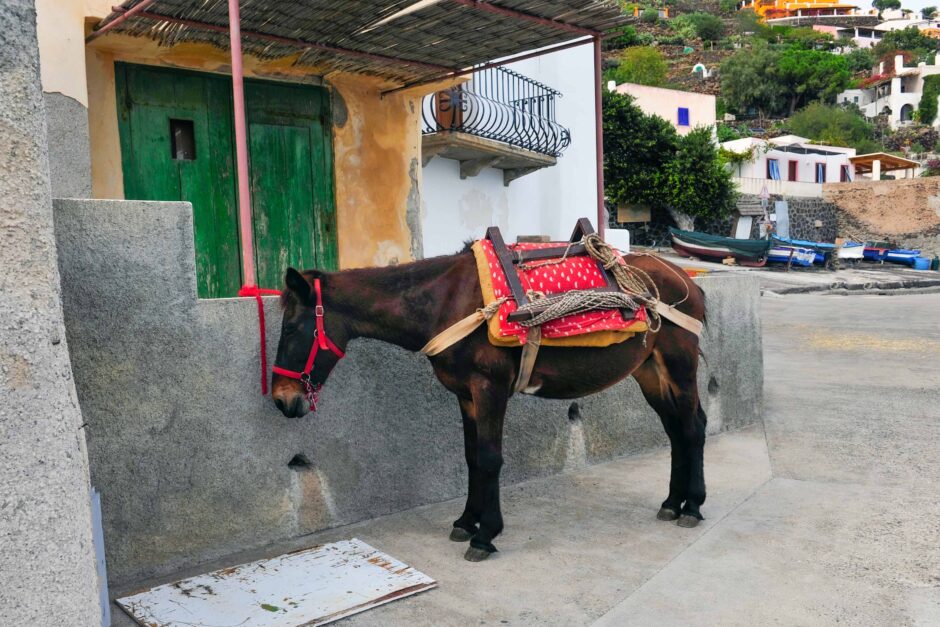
top-left (422, 66), bottom-right (571, 158)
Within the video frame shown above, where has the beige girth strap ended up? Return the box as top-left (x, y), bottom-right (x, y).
top-left (420, 298), bottom-right (507, 357)
top-left (512, 326), bottom-right (541, 393)
top-left (653, 302), bottom-right (703, 337)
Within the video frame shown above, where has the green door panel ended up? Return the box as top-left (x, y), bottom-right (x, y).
top-left (116, 63), bottom-right (337, 298)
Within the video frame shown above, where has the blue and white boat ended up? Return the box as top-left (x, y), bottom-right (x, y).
top-left (885, 249), bottom-right (921, 266)
top-left (774, 237), bottom-right (864, 264)
top-left (768, 244), bottom-right (816, 267)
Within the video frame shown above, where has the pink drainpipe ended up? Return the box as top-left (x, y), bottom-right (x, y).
top-left (593, 35), bottom-right (605, 238)
top-left (228, 0), bottom-right (257, 287)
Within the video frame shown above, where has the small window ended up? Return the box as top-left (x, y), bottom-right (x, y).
top-left (853, 96), bottom-right (859, 103)
top-left (170, 119), bottom-right (196, 161)
top-left (840, 165), bottom-right (852, 182)
top-left (677, 107), bottom-right (690, 127)
top-left (788, 160), bottom-right (798, 182)
top-left (815, 162), bottom-right (826, 183)
top-left (767, 158), bottom-right (781, 180)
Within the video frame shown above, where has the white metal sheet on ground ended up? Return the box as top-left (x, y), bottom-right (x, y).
top-left (116, 538), bottom-right (437, 626)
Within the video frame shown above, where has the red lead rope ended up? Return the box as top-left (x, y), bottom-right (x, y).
top-left (238, 285), bottom-right (282, 395)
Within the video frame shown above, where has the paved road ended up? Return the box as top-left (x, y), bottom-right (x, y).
top-left (113, 292), bottom-right (940, 625)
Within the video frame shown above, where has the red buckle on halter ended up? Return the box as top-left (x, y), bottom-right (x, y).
top-left (272, 278), bottom-right (344, 408)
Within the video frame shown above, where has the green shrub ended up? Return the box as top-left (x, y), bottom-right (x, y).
top-left (919, 75), bottom-right (940, 125)
top-left (606, 46), bottom-right (669, 87)
top-left (641, 7), bottom-right (659, 23)
top-left (789, 103), bottom-right (880, 152)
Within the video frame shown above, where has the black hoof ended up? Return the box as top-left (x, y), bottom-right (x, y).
top-left (449, 527), bottom-right (474, 542)
top-left (677, 514), bottom-right (701, 528)
top-left (657, 507), bottom-right (679, 521)
top-left (464, 546), bottom-right (493, 562)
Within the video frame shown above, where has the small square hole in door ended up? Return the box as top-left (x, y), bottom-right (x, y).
top-left (170, 119), bottom-right (196, 160)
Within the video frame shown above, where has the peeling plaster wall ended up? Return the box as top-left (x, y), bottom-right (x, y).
top-left (81, 38), bottom-right (422, 269)
top-left (54, 199), bottom-right (762, 589)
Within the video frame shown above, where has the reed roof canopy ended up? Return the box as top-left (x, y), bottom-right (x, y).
top-left (91, 0), bottom-right (628, 85)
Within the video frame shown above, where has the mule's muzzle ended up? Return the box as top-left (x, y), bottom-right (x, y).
top-left (274, 394), bottom-right (309, 418)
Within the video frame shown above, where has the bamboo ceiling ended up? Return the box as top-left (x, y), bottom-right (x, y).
top-left (94, 0), bottom-right (628, 83)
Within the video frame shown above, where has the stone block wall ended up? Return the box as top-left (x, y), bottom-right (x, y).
top-left (782, 196), bottom-right (839, 242)
top-left (54, 199), bottom-right (764, 589)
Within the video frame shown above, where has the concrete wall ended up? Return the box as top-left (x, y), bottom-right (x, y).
top-left (614, 83), bottom-right (716, 136)
top-left (54, 198), bottom-right (763, 590)
top-left (421, 46), bottom-right (599, 256)
top-left (824, 177), bottom-right (940, 254)
top-left (0, 2), bottom-right (101, 623)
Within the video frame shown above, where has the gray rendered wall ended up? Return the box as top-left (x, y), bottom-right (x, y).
top-left (53, 199), bottom-right (763, 589)
top-left (0, 3), bottom-right (101, 625)
top-left (43, 92), bottom-right (92, 198)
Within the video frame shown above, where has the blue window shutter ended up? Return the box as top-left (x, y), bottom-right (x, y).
top-left (677, 107), bottom-right (690, 126)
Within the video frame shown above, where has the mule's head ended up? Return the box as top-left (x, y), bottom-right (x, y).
top-left (272, 268), bottom-right (348, 418)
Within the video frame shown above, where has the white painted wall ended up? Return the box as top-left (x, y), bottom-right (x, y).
top-left (613, 83), bottom-right (716, 136)
top-left (420, 45), bottom-right (598, 258)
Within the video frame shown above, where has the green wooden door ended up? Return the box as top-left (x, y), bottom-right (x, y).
top-left (116, 63), bottom-right (241, 299)
top-left (246, 81), bottom-right (338, 289)
top-left (116, 64), bottom-right (338, 298)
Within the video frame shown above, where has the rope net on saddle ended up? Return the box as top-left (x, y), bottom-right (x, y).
top-left (513, 234), bottom-right (671, 333)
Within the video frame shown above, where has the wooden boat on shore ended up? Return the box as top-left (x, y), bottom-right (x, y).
top-left (774, 237), bottom-right (863, 264)
top-left (669, 228), bottom-right (771, 267)
top-left (885, 249), bottom-right (921, 266)
top-left (768, 243), bottom-right (816, 266)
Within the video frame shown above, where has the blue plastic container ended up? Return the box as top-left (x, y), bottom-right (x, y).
top-left (912, 257), bottom-right (931, 270)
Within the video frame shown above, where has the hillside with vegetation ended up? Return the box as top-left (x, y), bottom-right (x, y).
top-left (603, 2), bottom-right (940, 164)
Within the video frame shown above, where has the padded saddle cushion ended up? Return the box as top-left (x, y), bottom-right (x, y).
top-left (473, 240), bottom-right (648, 348)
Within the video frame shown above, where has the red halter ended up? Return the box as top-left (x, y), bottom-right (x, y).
top-left (272, 278), bottom-right (344, 410)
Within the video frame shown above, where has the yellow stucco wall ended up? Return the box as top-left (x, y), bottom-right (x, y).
top-left (38, 0), bottom-right (424, 270)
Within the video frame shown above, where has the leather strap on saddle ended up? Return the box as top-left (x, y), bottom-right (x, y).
top-left (653, 302), bottom-right (703, 337)
top-left (512, 326), bottom-right (541, 394)
top-left (420, 298), bottom-right (507, 357)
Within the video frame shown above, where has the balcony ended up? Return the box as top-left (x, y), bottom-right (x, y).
top-left (421, 67), bottom-right (571, 185)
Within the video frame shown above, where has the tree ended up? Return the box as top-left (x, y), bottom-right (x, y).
top-left (606, 46), bottom-right (668, 87)
top-left (789, 103), bottom-right (882, 153)
top-left (923, 6), bottom-right (937, 19)
top-left (777, 46), bottom-right (851, 114)
top-left (689, 13), bottom-right (725, 41)
top-left (603, 90), bottom-right (677, 211)
top-left (603, 91), bottom-right (736, 229)
top-left (846, 47), bottom-right (876, 72)
top-left (873, 0), bottom-right (901, 14)
top-left (874, 26), bottom-right (940, 62)
top-left (720, 40), bottom-right (784, 119)
top-left (663, 128), bottom-right (737, 227)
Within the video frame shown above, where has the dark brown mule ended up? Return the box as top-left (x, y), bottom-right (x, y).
top-left (272, 246), bottom-right (707, 562)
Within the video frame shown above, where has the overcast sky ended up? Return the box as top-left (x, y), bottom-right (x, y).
top-left (865, 1), bottom-right (936, 13)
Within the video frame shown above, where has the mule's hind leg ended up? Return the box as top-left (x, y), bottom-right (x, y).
top-left (451, 398), bottom-right (480, 542)
top-left (633, 338), bottom-right (708, 527)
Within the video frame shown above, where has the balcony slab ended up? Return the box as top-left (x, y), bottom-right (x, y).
top-left (422, 131), bottom-right (556, 185)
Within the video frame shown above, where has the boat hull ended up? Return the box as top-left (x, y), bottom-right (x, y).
top-left (671, 236), bottom-right (768, 267)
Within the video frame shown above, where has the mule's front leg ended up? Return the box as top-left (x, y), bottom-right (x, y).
top-left (464, 378), bottom-right (508, 562)
top-left (451, 398), bottom-right (480, 542)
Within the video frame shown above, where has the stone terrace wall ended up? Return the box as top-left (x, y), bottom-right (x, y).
top-left (54, 199), bottom-right (764, 589)
top-left (783, 197), bottom-right (839, 242)
top-left (824, 178), bottom-right (940, 256)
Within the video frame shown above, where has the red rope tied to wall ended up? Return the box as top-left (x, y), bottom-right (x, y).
top-left (238, 285), bottom-right (282, 395)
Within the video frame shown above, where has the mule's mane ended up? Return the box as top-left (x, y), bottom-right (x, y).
top-left (279, 245), bottom-right (475, 308)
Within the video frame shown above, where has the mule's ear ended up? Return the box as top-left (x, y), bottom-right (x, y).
top-left (285, 268), bottom-right (312, 304)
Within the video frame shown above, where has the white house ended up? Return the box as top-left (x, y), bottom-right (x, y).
top-left (420, 46), bottom-right (602, 258)
top-left (837, 54), bottom-right (940, 129)
top-left (721, 135), bottom-right (856, 196)
top-left (611, 82), bottom-right (717, 136)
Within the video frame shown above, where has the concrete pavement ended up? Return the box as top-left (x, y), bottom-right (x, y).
top-left (112, 292), bottom-right (940, 626)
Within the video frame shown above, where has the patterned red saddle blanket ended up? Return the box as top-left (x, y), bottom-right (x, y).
top-left (473, 239), bottom-right (648, 347)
